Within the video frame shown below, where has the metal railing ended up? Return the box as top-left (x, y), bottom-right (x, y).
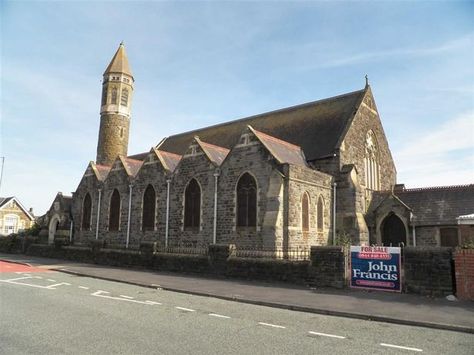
top-left (234, 247), bottom-right (310, 260)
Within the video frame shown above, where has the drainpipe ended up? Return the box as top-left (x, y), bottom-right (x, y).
top-left (126, 184), bottom-right (133, 249)
top-left (333, 182), bottom-right (337, 245)
top-left (412, 225), bottom-right (417, 247)
top-left (95, 189), bottom-right (102, 240)
top-left (165, 179), bottom-right (171, 247)
top-left (213, 169), bottom-right (220, 244)
top-left (69, 220), bottom-right (73, 244)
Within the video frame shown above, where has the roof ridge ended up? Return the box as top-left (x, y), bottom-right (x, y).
top-left (198, 139), bottom-right (230, 153)
top-left (162, 88), bottom-right (366, 141)
top-left (398, 184), bottom-right (474, 192)
top-left (251, 127), bottom-right (302, 151)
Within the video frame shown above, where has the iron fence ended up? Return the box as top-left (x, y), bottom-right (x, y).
top-left (234, 247), bottom-right (310, 260)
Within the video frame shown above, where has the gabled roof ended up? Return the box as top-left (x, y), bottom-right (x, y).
top-left (248, 126), bottom-right (307, 166)
top-left (194, 137), bottom-right (230, 166)
top-left (158, 87), bottom-right (367, 161)
top-left (0, 196), bottom-right (35, 220)
top-left (119, 156), bottom-right (143, 177)
top-left (103, 43), bottom-right (133, 77)
top-left (87, 162), bottom-right (111, 181)
top-left (394, 184), bottom-right (474, 225)
top-left (154, 149), bottom-right (182, 172)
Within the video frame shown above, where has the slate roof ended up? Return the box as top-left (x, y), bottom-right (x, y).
top-left (158, 88), bottom-right (367, 161)
top-left (0, 196), bottom-right (35, 220)
top-left (94, 164), bottom-right (111, 181)
top-left (121, 156), bottom-right (143, 177)
top-left (104, 43), bottom-right (133, 77)
top-left (0, 197), bottom-right (13, 208)
top-left (249, 126), bottom-right (307, 166)
top-left (195, 137), bottom-right (230, 166)
top-left (154, 149), bottom-right (182, 172)
top-left (394, 184), bottom-right (474, 225)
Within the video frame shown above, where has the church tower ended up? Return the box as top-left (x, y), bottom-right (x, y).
top-left (96, 43), bottom-right (134, 166)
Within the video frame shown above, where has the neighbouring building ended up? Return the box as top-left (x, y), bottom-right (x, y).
top-left (0, 197), bottom-right (35, 236)
top-left (51, 43), bottom-right (472, 249)
top-left (38, 192), bottom-right (72, 244)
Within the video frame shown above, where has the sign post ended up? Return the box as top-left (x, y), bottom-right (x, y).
top-left (350, 246), bottom-right (402, 292)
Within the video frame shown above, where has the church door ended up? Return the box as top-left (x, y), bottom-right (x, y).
top-left (48, 215), bottom-right (60, 245)
top-left (381, 213), bottom-right (406, 246)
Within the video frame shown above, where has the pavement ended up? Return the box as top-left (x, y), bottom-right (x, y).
top-left (1, 252), bottom-right (473, 334)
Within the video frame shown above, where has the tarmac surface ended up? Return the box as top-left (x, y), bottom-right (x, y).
top-left (1, 253), bottom-right (473, 334)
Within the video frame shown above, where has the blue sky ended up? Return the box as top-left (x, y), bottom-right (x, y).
top-left (1, 1), bottom-right (473, 215)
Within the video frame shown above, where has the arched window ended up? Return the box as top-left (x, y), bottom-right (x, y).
top-left (364, 130), bottom-right (380, 190)
top-left (121, 88), bottom-right (129, 106)
top-left (82, 193), bottom-right (92, 230)
top-left (111, 87), bottom-right (118, 104)
top-left (317, 196), bottom-right (324, 232)
top-left (142, 185), bottom-right (156, 231)
top-left (109, 189), bottom-right (121, 231)
top-left (237, 173), bottom-right (257, 228)
top-left (184, 179), bottom-right (200, 230)
top-left (101, 88), bottom-right (108, 106)
top-left (302, 192), bottom-right (310, 232)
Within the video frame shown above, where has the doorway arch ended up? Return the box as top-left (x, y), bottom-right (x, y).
top-left (48, 214), bottom-right (61, 245)
top-left (381, 213), bottom-right (406, 246)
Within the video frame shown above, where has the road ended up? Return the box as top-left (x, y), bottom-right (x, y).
top-left (0, 261), bottom-right (473, 354)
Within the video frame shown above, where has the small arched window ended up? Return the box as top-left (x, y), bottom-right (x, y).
top-left (121, 88), bottom-right (129, 106)
top-left (302, 192), bottom-right (310, 232)
top-left (364, 130), bottom-right (380, 190)
top-left (184, 179), bottom-right (200, 230)
top-left (109, 189), bottom-right (121, 231)
top-left (101, 88), bottom-right (108, 106)
top-left (237, 173), bottom-right (257, 228)
top-left (82, 193), bottom-right (92, 230)
top-left (142, 185), bottom-right (156, 231)
top-left (317, 196), bottom-right (324, 232)
top-left (111, 87), bottom-right (118, 104)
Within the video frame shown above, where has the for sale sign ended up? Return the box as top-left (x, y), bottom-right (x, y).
top-left (350, 246), bottom-right (402, 292)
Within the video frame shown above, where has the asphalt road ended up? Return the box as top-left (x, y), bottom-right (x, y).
top-left (0, 262), bottom-right (473, 354)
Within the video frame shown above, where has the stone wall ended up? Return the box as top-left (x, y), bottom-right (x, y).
top-left (415, 227), bottom-right (439, 246)
top-left (287, 165), bottom-right (333, 247)
top-left (403, 247), bottom-right (454, 296)
top-left (96, 114), bottom-right (130, 166)
top-left (454, 249), bottom-right (474, 300)
top-left (308, 246), bottom-right (347, 288)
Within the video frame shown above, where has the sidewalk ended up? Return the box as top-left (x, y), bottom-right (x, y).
top-left (2, 253), bottom-right (473, 334)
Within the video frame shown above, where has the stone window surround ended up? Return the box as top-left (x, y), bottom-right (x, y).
top-left (301, 191), bottom-right (310, 233)
top-left (234, 170), bottom-right (260, 233)
top-left (182, 178), bottom-right (203, 233)
top-left (81, 192), bottom-right (93, 231)
top-left (108, 189), bottom-right (122, 232)
top-left (141, 184), bottom-right (157, 232)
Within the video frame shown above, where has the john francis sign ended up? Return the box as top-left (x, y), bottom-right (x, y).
top-left (350, 246), bottom-right (402, 292)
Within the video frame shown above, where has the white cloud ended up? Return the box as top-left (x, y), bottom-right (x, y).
top-left (395, 111), bottom-right (474, 187)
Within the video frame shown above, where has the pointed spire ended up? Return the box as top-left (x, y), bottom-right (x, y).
top-left (365, 74), bottom-right (369, 88)
top-left (103, 42), bottom-right (133, 77)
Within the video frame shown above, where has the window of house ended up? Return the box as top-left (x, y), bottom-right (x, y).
top-left (184, 179), bottom-right (201, 230)
top-left (111, 87), bottom-right (118, 104)
top-left (237, 173), bottom-right (257, 228)
top-left (440, 228), bottom-right (459, 247)
top-left (142, 185), bottom-right (156, 231)
top-left (317, 196), bottom-right (324, 232)
top-left (302, 192), bottom-right (310, 232)
top-left (109, 189), bottom-right (121, 231)
top-left (364, 130), bottom-right (380, 190)
top-left (82, 193), bottom-right (92, 230)
top-left (4, 214), bottom-right (19, 235)
top-left (121, 88), bottom-right (128, 106)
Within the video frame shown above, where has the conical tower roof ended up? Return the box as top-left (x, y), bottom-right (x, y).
top-left (103, 42), bottom-right (133, 77)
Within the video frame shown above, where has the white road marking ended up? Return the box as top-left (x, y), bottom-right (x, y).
top-left (78, 286), bottom-right (89, 290)
top-left (380, 343), bottom-right (423, 352)
top-left (145, 301), bottom-right (162, 305)
top-left (209, 313), bottom-right (230, 319)
top-left (1, 276), bottom-right (34, 282)
top-left (120, 295), bottom-right (134, 299)
top-left (0, 279), bottom-right (54, 289)
top-left (15, 271), bottom-right (24, 274)
top-left (33, 276), bottom-right (43, 279)
top-left (45, 282), bottom-right (70, 289)
top-left (175, 307), bottom-right (195, 312)
top-left (91, 291), bottom-right (154, 305)
top-left (47, 279), bottom-right (56, 282)
top-left (309, 331), bottom-right (346, 339)
top-left (258, 322), bottom-right (286, 329)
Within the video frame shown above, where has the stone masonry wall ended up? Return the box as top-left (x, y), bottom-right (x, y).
top-left (454, 249), bottom-right (474, 300)
top-left (96, 114), bottom-right (130, 166)
top-left (128, 153), bottom-right (169, 246)
top-left (217, 137), bottom-right (284, 249)
top-left (287, 165), bottom-right (333, 247)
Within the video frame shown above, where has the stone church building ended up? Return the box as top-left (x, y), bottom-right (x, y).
top-left (67, 44), bottom-right (473, 249)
